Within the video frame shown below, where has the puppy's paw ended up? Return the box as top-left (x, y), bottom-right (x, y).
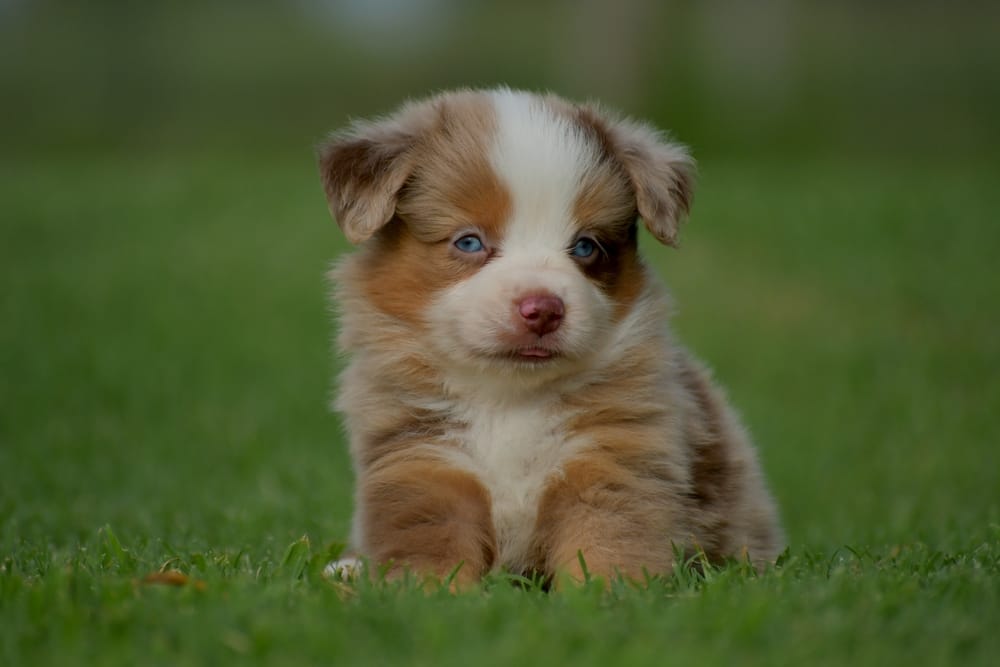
top-left (323, 556), bottom-right (363, 581)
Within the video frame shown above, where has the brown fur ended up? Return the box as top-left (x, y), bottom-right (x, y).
top-left (574, 104), bottom-right (694, 247)
top-left (318, 89), bottom-right (783, 586)
top-left (363, 455), bottom-right (497, 585)
top-left (330, 94), bottom-right (512, 328)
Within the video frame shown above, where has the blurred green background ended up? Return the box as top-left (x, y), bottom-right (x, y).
top-left (2, 0), bottom-right (998, 561)
top-left (3, 0), bottom-right (999, 159)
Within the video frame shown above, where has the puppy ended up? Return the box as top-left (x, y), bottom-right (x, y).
top-left (318, 88), bottom-right (782, 586)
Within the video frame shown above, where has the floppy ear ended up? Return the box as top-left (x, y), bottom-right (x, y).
top-left (317, 102), bottom-right (436, 244)
top-left (591, 112), bottom-right (696, 247)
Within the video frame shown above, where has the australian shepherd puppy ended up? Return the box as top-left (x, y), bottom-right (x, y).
top-left (318, 88), bottom-right (782, 587)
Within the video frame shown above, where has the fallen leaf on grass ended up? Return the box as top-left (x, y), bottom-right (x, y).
top-left (141, 570), bottom-right (207, 591)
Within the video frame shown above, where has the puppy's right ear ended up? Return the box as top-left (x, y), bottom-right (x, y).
top-left (318, 104), bottom-right (434, 244)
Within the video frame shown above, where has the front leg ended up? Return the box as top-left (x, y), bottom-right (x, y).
top-left (532, 455), bottom-right (685, 585)
top-left (359, 457), bottom-right (497, 587)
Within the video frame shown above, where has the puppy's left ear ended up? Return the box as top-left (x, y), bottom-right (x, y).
top-left (596, 114), bottom-right (696, 248)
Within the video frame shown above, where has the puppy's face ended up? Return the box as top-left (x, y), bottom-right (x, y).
top-left (320, 90), bottom-right (693, 381)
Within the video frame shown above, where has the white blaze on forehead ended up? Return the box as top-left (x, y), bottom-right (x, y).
top-left (489, 90), bottom-right (600, 253)
top-left (423, 91), bottom-right (616, 388)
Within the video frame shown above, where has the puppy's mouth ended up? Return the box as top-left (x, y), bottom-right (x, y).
top-left (472, 328), bottom-right (571, 365)
top-left (480, 345), bottom-right (563, 364)
top-left (516, 346), bottom-right (558, 360)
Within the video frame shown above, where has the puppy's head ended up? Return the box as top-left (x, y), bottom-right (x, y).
top-left (319, 89), bottom-right (693, 382)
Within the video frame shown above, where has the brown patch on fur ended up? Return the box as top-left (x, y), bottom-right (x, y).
top-left (559, 97), bottom-right (685, 317)
top-left (574, 104), bottom-right (695, 248)
top-left (362, 458), bottom-right (497, 585)
top-left (396, 93), bottom-right (511, 245)
top-left (570, 223), bottom-right (647, 320)
top-left (337, 92), bottom-right (512, 326)
top-left (531, 453), bottom-right (680, 583)
top-left (679, 362), bottom-right (733, 509)
top-left (670, 353), bottom-right (784, 564)
top-left (318, 91), bottom-right (512, 248)
top-left (359, 411), bottom-right (447, 470)
top-left (599, 245), bottom-right (647, 321)
top-left (318, 103), bottom-right (436, 244)
top-left (350, 222), bottom-right (472, 326)
top-left (570, 153), bottom-right (648, 317)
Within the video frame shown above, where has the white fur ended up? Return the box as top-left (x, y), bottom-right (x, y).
top-left (432, 396), bottom-right (589, 570)
top-left (323, 556), bottom-right (362, 581)
top-left (424, 92), bottom-right (615, 385)
top-left (412, 92), bottom-right (629, 569)
top-left (489, 89), bottom-right (600, 249)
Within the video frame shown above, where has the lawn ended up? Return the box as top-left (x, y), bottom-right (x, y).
top-left (2, 152), bottom-right (998, 665)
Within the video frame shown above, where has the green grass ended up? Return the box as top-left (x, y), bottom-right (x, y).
top-left (2, 152), bottom-right (998, 665)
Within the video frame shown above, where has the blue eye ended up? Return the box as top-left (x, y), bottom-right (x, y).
top-left (571, 237), bottom-right (596, 258)
top-left (454, 234), bottom-right (485, 253)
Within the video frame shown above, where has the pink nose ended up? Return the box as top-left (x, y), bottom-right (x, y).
top-left (517, 294), bottom-right (565, 335)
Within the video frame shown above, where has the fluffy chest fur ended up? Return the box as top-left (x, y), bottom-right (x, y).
top-left (441, 395), bottom-right (589, 569)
